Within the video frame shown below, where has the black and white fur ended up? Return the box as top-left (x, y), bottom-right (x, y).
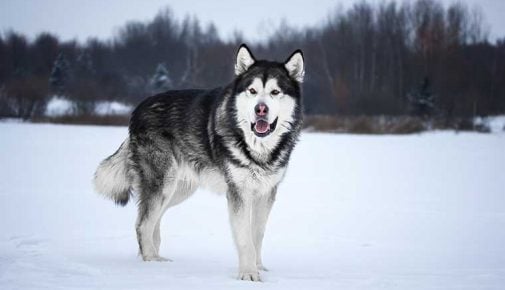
top-left (94, 44), bottom-right (305, 281)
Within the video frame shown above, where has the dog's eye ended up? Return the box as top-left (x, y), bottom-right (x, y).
top-left (249, 88), bottom-right (257, 95)
top-left (271, 90), bottom-right (280, 96)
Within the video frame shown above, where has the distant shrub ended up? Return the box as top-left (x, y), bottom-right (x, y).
top-left (347, 116), bottom-right (376, 134)
top-left (304, 115), bottom-right (427, 134)
top-left (1, 77), bottom-right (49, 120)
top-left (454, 118), bottom-right (474, 132)
top-left (389, 117), bottom-right (426, 134)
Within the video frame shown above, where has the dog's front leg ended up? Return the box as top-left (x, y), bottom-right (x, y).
top-left (227, 188), bottom-right (260, 282)
top-left (253, 187), bottom-right (276, 271)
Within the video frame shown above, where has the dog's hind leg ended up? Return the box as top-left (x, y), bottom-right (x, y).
top-left (133, 147), bottom-right (178, 262)
top-left (136, 195), bottom-right (171, 262)
top-left (136, 174), bottom-right (176, 261)
top-left (152, 200), bottom-right (171, 260)
top-left (151, 171), bottom-right (197, 261)
top-left (153, 219), bottom-right (162, 256)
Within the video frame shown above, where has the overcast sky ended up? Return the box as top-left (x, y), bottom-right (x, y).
top-left (1, 0), bottom-right (504, 43)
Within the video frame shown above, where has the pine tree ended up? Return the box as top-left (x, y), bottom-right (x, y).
top-left (75, 50), bottom-right (95, 77)
top-left (72, 50), bottom-right (100, 115)
top-left (408, 77), bottom-right (435, 117)
top-left (49, 52), bottom-right (70, 96)
top-left (149, 63), bottom-right (172, 94)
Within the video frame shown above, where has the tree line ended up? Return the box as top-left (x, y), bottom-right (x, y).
top-left (1, 0), bottom-right (504, 120)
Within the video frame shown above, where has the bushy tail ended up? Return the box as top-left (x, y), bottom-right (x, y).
top-left (94, 139), bottom-right (132, 206)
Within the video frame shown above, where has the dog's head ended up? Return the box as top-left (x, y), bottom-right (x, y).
top-left (231, 44), bottom-right (304, 152)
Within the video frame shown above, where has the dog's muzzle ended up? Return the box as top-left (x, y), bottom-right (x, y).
top-left (251, 117), bottom-right (278, 137)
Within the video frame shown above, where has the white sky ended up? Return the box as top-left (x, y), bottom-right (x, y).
top-left (1, 0), bottom-right (504, 43)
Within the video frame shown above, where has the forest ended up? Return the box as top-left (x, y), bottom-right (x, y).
top-left (1, 0), bottom-right (504, 126)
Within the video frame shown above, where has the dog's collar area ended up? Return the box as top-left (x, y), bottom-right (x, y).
top-left (251, 117), bottom-right (278, 137)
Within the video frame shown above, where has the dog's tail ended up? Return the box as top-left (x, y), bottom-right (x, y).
top-left (94, 139), bottom-right (132, 206)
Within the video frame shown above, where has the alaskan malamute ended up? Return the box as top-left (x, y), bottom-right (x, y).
top-left (94, 44), bottom-right (305, 281)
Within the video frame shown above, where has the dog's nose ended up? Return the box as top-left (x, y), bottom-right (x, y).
top-left (255, 103), bottom-right (268, 117)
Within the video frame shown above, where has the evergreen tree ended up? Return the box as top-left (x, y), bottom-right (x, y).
top-left (149, 63), bottom-right (171, 94)
top-left (408, 77), bottom-right (435, 117)
top-left (49, 52), bottom-right (70, 96)
top-left (72, 50), bottom-right (100, 115)
top-left (75, 50), bottom-right (95, 77)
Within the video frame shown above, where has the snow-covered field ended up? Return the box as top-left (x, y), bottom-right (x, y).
top-left (1, 123), bottom-right (504, 290)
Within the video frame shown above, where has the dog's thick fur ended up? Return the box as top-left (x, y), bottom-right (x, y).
top-left (94, 44), bottom-right (304, 281)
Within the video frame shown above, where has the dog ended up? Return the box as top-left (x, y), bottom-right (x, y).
top-left (94, 44), bottom-right (304, 281)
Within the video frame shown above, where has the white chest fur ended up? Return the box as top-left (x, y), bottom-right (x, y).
top-left (226, 162), bottom-right (286, 195)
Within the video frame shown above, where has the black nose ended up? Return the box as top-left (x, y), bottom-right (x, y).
top-left (255, 103), bottom-right (268, 117)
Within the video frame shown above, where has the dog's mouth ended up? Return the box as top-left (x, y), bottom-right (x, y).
top-left (251, 117), bottom-right (278, 137)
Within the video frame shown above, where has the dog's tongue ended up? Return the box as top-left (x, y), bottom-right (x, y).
top-left (255, 119), bottom-right (270, 134)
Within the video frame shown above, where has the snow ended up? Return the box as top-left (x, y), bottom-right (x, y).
top-left (94, 101), bottom-right (133, 116)
top-left (484, 116), bottom-right (505, 133)
top-left (1, 123), bottom-right (504, 290)
top-left (45, 96), bottom-right (75, 117)
top-left (45, 96), bottom-right (133, 117)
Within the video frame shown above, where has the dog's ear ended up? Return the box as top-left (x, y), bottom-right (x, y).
top-left (284, 50), bottom-right (305, 83)
top-left (235, 44), bottom-right (255, 75)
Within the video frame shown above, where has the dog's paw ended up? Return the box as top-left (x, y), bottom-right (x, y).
top-left (238, 271), bottom-right (261, 282)
top-left (142, 255), bottom-right (172, 262)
